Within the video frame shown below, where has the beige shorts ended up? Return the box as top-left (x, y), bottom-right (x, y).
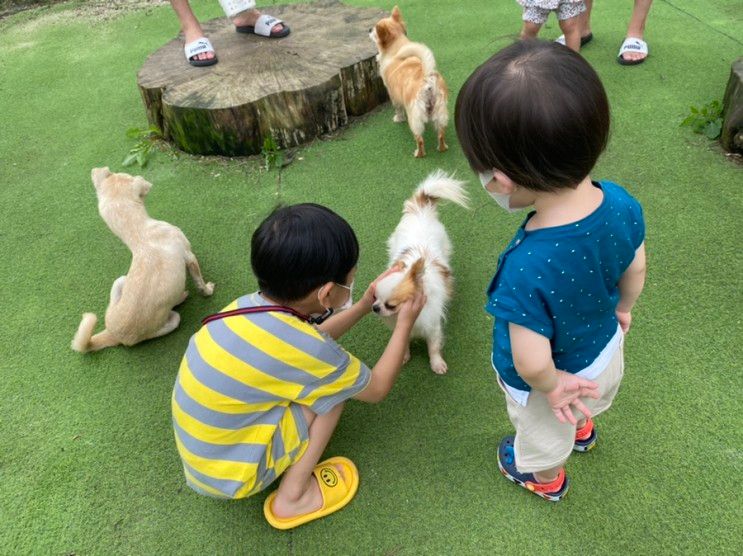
top-left (498, 337), bottom-right (625, 473)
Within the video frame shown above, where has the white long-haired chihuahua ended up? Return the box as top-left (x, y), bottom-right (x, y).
top-left (372, 170), bottom-right (468, 374)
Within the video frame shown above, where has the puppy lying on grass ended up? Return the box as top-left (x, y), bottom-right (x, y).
top-left (72, 167), bottom-right (214, 352)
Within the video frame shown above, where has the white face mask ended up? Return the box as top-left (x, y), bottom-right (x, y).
top-left (309, 281), bottom-right (354, 324)
top-left (478, 171), bottom-right (521, 213)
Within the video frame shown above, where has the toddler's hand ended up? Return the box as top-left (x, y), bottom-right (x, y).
top-left (397, 292), bottom-right (427, 330)
top-left (616, 309), bottom-right (632, 334)
top-left (360, 264), bottom-right (403, 312)
top-left (545, 370), bottom-right (600, 425)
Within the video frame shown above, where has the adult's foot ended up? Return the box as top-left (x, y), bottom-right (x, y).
top-left (618, 35), bottom-right (648, 63)
top-left (232, 9), bottom-right (286, 35)
top-left (184, 27), bottom-right (215, 62)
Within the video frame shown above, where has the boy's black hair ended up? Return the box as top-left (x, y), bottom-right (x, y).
top-left (251, 203), bottom-right (359, 302)
top-left (455, 40), bottom-right (610, 192)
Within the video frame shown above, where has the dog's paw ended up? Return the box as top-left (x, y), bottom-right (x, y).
top-left (202, 282), bottom-right (215, 296)
top-left (393, 113), bottom-right (406, 123)
top-left (414, 148), bottom-right (426, 158)
top-left (438, 141), bottom-right (449, 153)
top-left (430, 357), bottom-right (448, 375)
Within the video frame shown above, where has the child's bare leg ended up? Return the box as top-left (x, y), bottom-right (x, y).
top-left (559, 16), bottom-right (581, 52)
top-left (271, 403), bottom-right (345, 519)
top-left (520, 20), bottom-right (541, 40)
top-left (185, 252), bottom-right (214, 296)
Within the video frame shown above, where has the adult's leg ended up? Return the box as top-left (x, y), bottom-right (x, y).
top-left (559, 15), bottom-right (582, 52)
top-left (270, 404), bottom-right (345, 519)
top-left (577, 0), bottom-right (593, 38)
top-left (170, 1), bottom-right (214, 62)
top-left (520, 20), bottom-right (542, 40)
top-left (621, 0), bottom-right (653, 63)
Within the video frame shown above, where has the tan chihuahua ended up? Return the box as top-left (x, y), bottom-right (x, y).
top-left (71, 168), bottom-right (214, 352)
top-left (370, 5), bottom-right (449, 158)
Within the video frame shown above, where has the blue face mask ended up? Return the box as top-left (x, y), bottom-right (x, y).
top-left (478, 171), bottom-right (522, 213)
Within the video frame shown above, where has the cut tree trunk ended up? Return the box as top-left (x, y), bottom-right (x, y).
top-left (137, 0), bottom-right (388, 157)
top-left (721, 57), bottom-right (743, 154)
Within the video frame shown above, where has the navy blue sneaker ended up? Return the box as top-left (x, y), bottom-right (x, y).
top-left (573, 418), bottom-right (597, 452)
top-left (497, 436), bottom-right (569, 502)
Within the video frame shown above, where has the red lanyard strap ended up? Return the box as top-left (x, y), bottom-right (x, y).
top-left (201, 305), bottom-right (311, 326)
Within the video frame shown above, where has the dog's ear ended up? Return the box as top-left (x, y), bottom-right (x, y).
top-left (391, 5), bottom-right (402, 21)
top-left (91, 167), bottom-right (111, 189)
top-left (133, 176), bottom-right (152, 198)
top-left (408, 257), bottom-right (425, 285)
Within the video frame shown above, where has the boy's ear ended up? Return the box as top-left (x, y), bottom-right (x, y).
top-left (493, 170), bottom-right (517, 194)
top-left (391, 5), bottom-right (402, 21)
top-left (317, 282), bottom-right (335, 308)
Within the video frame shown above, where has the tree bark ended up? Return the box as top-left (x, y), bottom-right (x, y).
top-left (721, 57), bottom-right (743, 154)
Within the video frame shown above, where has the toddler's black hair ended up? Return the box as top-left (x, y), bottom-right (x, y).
top-left (251, 203), bottom-right (359, 302)
top-left (455, 40), bottom-right (610, 191)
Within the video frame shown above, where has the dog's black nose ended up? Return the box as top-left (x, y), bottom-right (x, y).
top-left (372, 305), bottom-right (380, 313)
top-left (368, 27), bottom-right (372, 33)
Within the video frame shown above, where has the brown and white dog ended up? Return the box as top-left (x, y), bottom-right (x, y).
top-left (370, 5), bottom-right (449, 158)
top-left (372, 171), bottom-right (468, 374)
top-left (71, 168), bottom-right (214, 352)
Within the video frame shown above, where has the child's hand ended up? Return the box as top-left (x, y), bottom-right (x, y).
top-left (359, 264), bottom-right (403, 312)
top-left (545, 370), bottom-right (600, 425)
top-left (397, 292), bottom-right (427, 330)
top-left (616, 309), bottom-right (632, 334)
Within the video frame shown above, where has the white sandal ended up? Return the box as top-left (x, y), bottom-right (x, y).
top-left (235, 14), bottom-right (290, 38)
top-left (184, 37), bottom-right (218, 67)
top-left (617, 37), bottom-right (648, 65)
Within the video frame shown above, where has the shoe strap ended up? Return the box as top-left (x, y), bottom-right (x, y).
top-left (526, 468), bottom-right (566, 494)
top-left (575, 418), bottom-right (594, 441)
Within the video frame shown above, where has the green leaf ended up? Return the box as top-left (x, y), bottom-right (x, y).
top-left (126, 127), bottom-right (143, 139)
top-left (122, 152), bottom-right (138, 166)
top-left (680, 114), bottom-right (696, 127)
top-left (136, 150), bottom-right (148, 167)
top-left (703, 120), bottom-right (722, 140)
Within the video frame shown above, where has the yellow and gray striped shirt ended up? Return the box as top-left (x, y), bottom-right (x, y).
top-left (172, 292), bottom-right (371, 499)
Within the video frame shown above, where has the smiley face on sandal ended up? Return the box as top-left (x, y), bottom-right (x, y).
top-left (320, 467), bottom-right (338, 487)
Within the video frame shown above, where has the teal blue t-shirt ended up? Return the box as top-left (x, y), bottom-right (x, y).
top-left (486, 181), bottom-right (645, 391)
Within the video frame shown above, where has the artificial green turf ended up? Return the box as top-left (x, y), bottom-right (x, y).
top-left (1, 0), bottom-right (742, 553)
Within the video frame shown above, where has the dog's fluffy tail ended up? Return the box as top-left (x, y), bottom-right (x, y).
top-left (395, 42), bottom-right (436, 75)
top-left (71, 313), bottom-right (120, 353)
top-left (409, 170), bottom-right (470, 210)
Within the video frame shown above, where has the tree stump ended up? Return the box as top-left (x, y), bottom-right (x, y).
top-left (137, 0), bottom-right (389, 156)
top-left (721, 57), bottom-right (743, 155)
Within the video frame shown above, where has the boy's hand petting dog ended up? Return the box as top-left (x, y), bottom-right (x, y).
top-left (397, 292), bottom-right (427, 330)
top-left (360, 264), bottom-right (403, 312)
top-left (545, 370), bottom-right (600, 425)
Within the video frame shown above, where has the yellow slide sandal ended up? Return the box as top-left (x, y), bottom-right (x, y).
top-left (263, 456), bottom-right (359, 530)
